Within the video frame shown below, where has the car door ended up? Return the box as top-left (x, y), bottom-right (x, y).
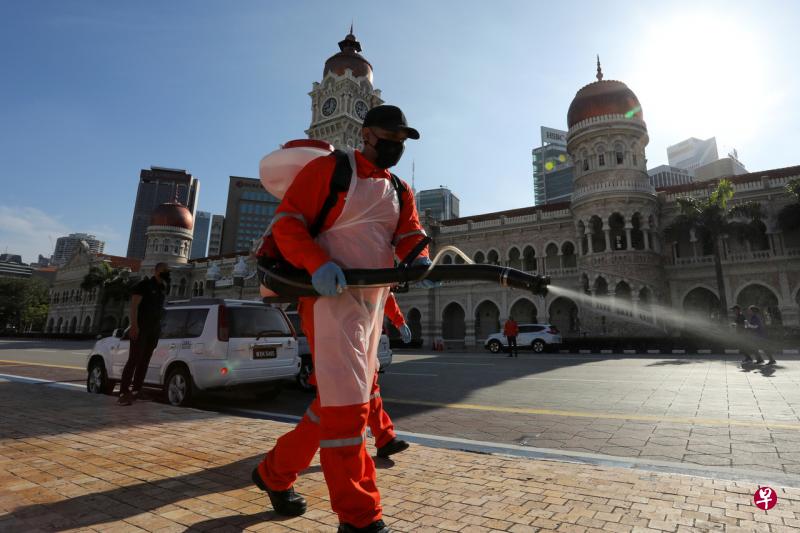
top-left (109, 330), bottom-right (130, 379)
top-left (179, 307), bottom-right (210, 365)
top-left (146, 309), bottom-right (188, 385)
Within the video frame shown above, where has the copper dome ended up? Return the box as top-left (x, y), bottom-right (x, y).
top-left (150, 202), bottom-right (193, 230)
top-left (567, 79), bottom-right (643, 128)
top-left (323, 32), bottom-right (373, 83)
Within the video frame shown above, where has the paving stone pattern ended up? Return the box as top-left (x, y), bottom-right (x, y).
top-left (1, 382), bottom-right (799, 532)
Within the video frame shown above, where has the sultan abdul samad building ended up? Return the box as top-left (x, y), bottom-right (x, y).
top-left (46, 30), bottom-right (800, 349)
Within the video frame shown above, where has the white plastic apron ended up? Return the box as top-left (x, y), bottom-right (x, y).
top-left (313, 150), bottom-right (399, 407)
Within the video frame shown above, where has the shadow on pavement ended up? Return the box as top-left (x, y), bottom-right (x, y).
top-left (0, 381), bottom-right (221, 440)
top-left (4, 449), bottom-right (319, 531)
top-left (186, 511), bottom-right (281, 532)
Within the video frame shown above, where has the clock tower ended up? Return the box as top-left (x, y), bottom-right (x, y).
top-left (306, 28), bottom-right (384, 150)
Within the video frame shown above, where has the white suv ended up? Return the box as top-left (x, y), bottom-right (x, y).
top-left (86, 298), bottom-right (299, 406)
top-left (485, 323), bottom-right (562, 354)
top-left (286, 311), bottom-right (392, 391)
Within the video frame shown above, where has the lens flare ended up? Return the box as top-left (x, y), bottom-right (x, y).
top-left (624, 106), bottom-right (642, 119)
top-left (558, 154), bottom-right (567, 163)
top-left (544, 161), bottom-right (555, 171)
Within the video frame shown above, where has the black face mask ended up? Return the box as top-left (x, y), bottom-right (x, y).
top-left (159, 272), bottom-right (171, 285)
top-left (369, 137), bottom-right (405, 169)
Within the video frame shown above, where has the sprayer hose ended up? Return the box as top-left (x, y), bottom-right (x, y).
top-left (259, 261), bottom-right (550, 298)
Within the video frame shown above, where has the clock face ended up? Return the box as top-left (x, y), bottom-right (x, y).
top-left (355, 100), bottom-right (369, 120)
top-left (321, 97), bottom-right (337, 117)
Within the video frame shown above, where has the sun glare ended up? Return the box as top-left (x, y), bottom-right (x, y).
top-left (629, 10), bottom-right (777, 151)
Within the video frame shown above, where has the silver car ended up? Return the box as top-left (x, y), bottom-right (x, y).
top-left (86, 299), bottom-right (299, 406)
top-left (484, 323), bottom-right (562, 354)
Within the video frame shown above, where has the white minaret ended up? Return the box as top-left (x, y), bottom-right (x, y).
top-left (306, 26), bottom-right (384, 150)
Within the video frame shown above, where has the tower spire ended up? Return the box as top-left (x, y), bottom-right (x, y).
top-left (596, 54), bottom-right (603, 81)
top-left (350, 20), bottom-right (353, 35)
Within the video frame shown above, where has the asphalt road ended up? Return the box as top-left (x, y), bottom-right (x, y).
top-left (2, 338), bottom-right (800, 480)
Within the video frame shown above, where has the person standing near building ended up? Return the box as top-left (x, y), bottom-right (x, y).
top-left (504, 317), bottom-right (519, 357)
top-left (252, 105), bottom-right (428, 533)
top-left (118, 262), bottom-right (169, 405)
top-left (731, 305), bottom-right (753, 363)
top-left (746, 305), bottom-right (776, 365)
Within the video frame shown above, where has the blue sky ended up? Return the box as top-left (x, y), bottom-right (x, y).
top-left (2, 1), bottom-right (799, 263)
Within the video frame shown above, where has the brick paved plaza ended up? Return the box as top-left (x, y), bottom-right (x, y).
top-left (1, 379), bottom-right (799, 532)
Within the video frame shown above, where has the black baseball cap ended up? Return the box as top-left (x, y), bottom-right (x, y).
top-left (363, 105), bottom-right (420, 139)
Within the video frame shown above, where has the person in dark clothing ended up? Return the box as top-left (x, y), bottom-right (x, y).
top-left (504, 318), bottom-right (519, 357)
top-left (732, 305), bottom-right (754, 363)
top-left (746, 305), bottom-right (776, 365)
top-left (118, 262), bottom-right (170, 405)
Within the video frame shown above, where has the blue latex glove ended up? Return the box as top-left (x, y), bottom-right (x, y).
top-left (311, 261), bottom-right (347, 296)
top-left (399, 323), bottom-right (412, 343)
top-left (412, 257), bottom-right (441, 289)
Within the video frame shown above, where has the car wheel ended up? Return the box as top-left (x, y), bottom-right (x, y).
top-left (296, 361), bottom-right (315, 392)
top-left (532, 339), bottom-right (546, 353)
top-left (165, 366), bottom-right (194, 407)
top-left (87, 359), bottom-right (115, 395)
top-left (487, 339), bottom-right (503, 353)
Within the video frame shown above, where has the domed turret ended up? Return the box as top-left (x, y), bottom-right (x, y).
top-left (323, 27), bottom-right (373, 82)
top-left (567, 56), bottom-right (643, 128)
top-left (150, 202), bottom-right (193, 230)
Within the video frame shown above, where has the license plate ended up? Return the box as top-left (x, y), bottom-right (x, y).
top-left (253, 346), bottom-right (277, 359)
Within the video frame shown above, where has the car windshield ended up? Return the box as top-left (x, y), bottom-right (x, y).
top-left (228, 306), bottom-right (292, 338)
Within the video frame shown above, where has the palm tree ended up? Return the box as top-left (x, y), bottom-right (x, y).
top-left (666, 179), bottom-right (764, 322)
top-left (81, 262), bottom-right (135, 333)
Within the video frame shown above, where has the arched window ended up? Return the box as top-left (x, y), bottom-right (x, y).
top-left (598, 154), bottom-right (605, 166)
top-left (487, 250), bottom-right (499, 265)
top-left (523, 246), bottom-right (536, 271)
top-left (473, 251), bottom-right (485, 264)
top-left (609, 213), bottom-right (627, 250)
top-left (507, 247), bottom-right (521, 270)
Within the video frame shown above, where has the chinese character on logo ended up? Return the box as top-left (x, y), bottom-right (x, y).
top-left (753, 486), bottom-right (777, 511)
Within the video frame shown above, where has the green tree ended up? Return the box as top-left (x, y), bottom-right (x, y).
top-left (81, 262), bottom-right (135, 333)
top-left (666, 179), bottom-right (764, 322)
top-left (0, 277), bottom-right (49, 332)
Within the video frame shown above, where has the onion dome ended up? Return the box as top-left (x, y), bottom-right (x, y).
top-left (567, 56), bottom-right (643, 128)
top-left (150, 201), bottom-right (193, 230)
top-left (323, 26), bottom-right (373, 82)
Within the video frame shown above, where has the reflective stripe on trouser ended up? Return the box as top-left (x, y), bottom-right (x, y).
top-left (367, 379), bottom-right (396, 449)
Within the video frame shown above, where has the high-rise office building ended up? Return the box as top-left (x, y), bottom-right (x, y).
top-left (221, 177), bottom-right (281, 254)
top-left (533, 126), bottom-right (574, 205)
top-left (190, 211), bottom-right (212, 259)
top-left (647, 165), bottom-right (694, 188)
top-left (667, 137), bottom-right (719, 172)
top-left (208, 215), bottom-right (224, 257)
top-left (694, 154), bottom-right (748, 181)
top-left (415, 187), bottom-right (460, 222)
top-left (126, 166), bottom-right (199, 259)
top-left (51, 233), bottom-right (105, 265)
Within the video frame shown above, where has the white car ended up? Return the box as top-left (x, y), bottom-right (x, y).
top-left (86, 299), bottom-right (299, 406)
top-left (484, 323), bottom-right (562, 354)
top-left (286, 311), bottom-right (392, 391)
